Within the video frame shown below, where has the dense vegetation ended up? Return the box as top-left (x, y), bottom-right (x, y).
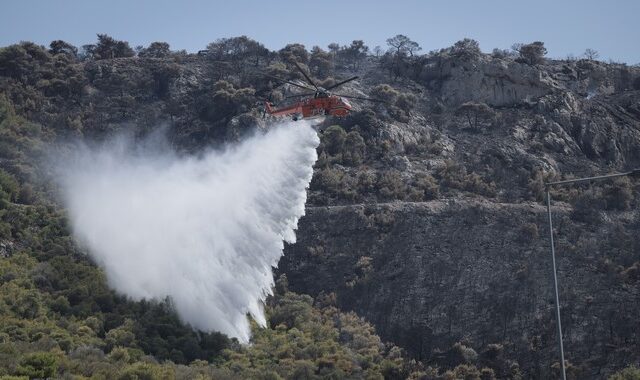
top-left (0, 34), bottom-right (639, 378)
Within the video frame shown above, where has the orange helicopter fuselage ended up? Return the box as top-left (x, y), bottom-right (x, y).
top-left (265, 95), bottom-right (352, 120)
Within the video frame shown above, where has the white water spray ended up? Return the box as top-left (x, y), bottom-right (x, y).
top-left (55, 122), bottom-right (319, 342)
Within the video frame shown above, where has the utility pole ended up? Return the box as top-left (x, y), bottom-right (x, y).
top-left (544, 169), bottom-right (640, 380)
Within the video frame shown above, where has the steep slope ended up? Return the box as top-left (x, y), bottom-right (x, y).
top-left (1, 38), bottom-right (639, 379)
top-left (277, 51), bottom-right (640, 379)
top-left (280, 200), bottom-right (639, 378)
top-left (280, 52), bottom-right (640, 379)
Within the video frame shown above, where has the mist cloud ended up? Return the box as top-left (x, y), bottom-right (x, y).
top-left (55, 122), bottom-right (319, 342)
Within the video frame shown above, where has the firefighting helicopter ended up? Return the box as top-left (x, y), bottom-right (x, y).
top-left (262, 61), bottom-right (383, 121)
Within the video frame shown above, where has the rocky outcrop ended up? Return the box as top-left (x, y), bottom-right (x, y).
top-left (420, 56), bottom-right (555, 107)
top-left (418, 55), bottom-right (640, 109)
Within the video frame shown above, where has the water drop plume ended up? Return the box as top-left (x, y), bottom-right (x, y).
top-left (55, 122), bottom-right (319, 342)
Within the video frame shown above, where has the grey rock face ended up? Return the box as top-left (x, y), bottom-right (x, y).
top-left (419, 55), bottom-right (639, 110)
top-left (421, 56), bottom-right (555, 107)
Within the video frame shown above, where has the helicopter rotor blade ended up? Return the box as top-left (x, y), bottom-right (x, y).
top-left (284, 92), bottom-right (316, 99)
top-left (263, 73), bottom-right (315, 91)
top-left (291, 61), bottom-right (319, 90)
top-left (325, 76), bottom-right (359, 91)
top-left (335, 94), bottom-right (388, 103)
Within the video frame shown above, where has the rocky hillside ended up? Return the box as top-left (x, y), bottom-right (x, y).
top-left (0, 35), bottom-right (639, 379)
top-left (283, 42), bottom-right (640, 379)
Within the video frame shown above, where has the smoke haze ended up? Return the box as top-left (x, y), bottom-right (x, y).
top-left (55, 122), bottom-right (319, 342)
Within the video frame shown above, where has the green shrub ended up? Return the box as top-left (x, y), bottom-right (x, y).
top-left (322, 125), bottom-right (347, 156)
top-left (17, 184), bottom-right (35, 205)
top-left (16, 352), bottom-right (59, 379)
top-left (311, 167), bottom-right (358, 202)
top-left (370, 84), bottom-right (399, 104)
top-left (0, 170), bottom-right (19, 203)
top-left (603, 177), bottom-right (634, 211)
top-left (396, 93), bottom-right (417, 111)
top-left (515, 41), bottom-right (547, 65)
top-left (520, 223), bottom-right (539, 242)
top-left (609, 366), bottom-right (640, 380)
top-left (437, 161), bottom-right (496, 197)
top-left (50, 296), bottom-right (71, 314)
top-left (377, 170), bottom-right (406, 200)
top-left (451, 38), bottom-right (482, 60)
top-left (117, 362), bottom-right (161, 380)
top-left (443, 364), bottom-right (482, 380)
top-left (342, 131), bottom-right (365, 166)
top-left (411, 173), bottom-right (439, 201)
top-left (105, 319), bottom-right (136, 351)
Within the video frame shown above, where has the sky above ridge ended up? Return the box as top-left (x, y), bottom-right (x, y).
top-left (1, 0), bottom-right (639, 63)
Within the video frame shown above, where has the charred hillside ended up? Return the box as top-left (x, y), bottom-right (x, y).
top-left (0, 35), bottom-right (639, 379)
